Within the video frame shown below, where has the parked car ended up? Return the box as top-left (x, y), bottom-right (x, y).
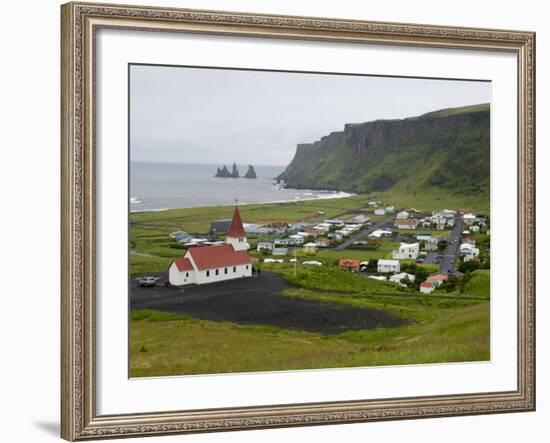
top-left (415, 258), bottom-right (424, 263)
top-left (136, 276), bottom-right (160, 287)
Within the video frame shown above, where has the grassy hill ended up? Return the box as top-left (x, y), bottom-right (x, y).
top-left (277, 103), bottom-right (490, 199)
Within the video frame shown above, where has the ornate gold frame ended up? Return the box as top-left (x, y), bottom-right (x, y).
top-left (61, 2), bottom-right (536, 440)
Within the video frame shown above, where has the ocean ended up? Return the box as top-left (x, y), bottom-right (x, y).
top-left (130, 162), bottom-right (352, 212)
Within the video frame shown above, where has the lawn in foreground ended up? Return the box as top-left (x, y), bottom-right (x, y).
top-left (130, 296), bottom-right (489, 377)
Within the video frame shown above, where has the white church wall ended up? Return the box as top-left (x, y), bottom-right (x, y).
top-left (168, 262), bottom-right (196, 286)
top-left (195, 264), bottom-right (252, 285)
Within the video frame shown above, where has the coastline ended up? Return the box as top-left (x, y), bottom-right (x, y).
top-left (130, 189), bottom-right (356, 214)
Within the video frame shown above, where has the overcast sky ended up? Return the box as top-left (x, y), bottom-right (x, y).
top-left (130, 65), bottom-right (490, 166)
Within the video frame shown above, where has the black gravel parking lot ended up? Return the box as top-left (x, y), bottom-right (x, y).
top-left (130, 272), bottom-right (409, 335)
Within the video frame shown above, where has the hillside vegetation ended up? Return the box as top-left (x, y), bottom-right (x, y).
top-left (277, 103), bottom-right (490, 198)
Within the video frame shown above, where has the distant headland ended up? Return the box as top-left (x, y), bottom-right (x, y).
top-left (215, 163), bottom-right (257, 179)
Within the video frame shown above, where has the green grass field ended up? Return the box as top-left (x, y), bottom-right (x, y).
top-left (130, 298), bottom-right (489, 377)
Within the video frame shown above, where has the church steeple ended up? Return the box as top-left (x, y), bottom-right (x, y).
top-left (225, 205), bottom-right (248, 251)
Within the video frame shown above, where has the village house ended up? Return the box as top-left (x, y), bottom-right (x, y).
top-left (303, 242), bottom-right (318, 254)
top-left (426, 273), bottom-right (449, 287)
top-left (304, 227), bottom-right (321, 237)
top-left (415, 232), bottom-right (433, 241)
top-left (209, 219), bottom-right (232, 234)
top-left (394, 219), bottom-right (419, 230)
top-left (339, 258), bottom-right (360, 273)
top-left (389, 272), bottom-right (415, 284)
top-left (435, 220), bottom-right (447, 230)
top-left (169, 206), bottom-right (252, 286)
top-left (396, 210), bottom-right (409, 219)
top-left (378, 259), bottom-right (401, 274)
top-left (324, 219), bottom-right (345, 226)
top-left (288, 234), bottom-right (305, 244)
top-left (335, 229), bottom-right (351, 237)
top-left (369, 229), bottom-right (392, 239)
top-left (348, 214), bottom-right (370, 224)
top-left (374, 208), bottom-right (386, 215)
top-left (425, 236), bottom-right (441, 251)
top-left (385, 206), bottom-right (395, 213)
top-left (315, 238), bottom-right (331, 248)
top-left (256, 241), bottom-right (273, 252)
top-left (460, 243), bottom-right (480, 261)
top-left (272, 247), bottom-right (288, 256)
top-left (313, 224), bottom-right (330, 233)
top-left (463, 213), bottom-right (477, 225)
top-left (420, 281), bottom-right (435, 294)
top-left (274, 238), bottom-right (293, 246)
top-left (393, 242), bottom-right (420, 259)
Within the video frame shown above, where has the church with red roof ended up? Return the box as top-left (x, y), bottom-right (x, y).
top-left (168, 206), bottom-right (252, 286)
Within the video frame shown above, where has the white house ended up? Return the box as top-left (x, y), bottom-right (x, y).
top-left (460, 243), bottom-right (480, 261)
top-left (385, 206), bottom-right (395, 213)
top-left (378, 259), bottom-right (400, 274)
top-left (420, 281), bottom-right (435, 294)
top-left (303, 242), bottom-right (318, 254)
top-left (256, 241), bottom-right (273, 252)
top-left (396, 210), bottom-right (409, 219)
top-left (394, 219), bottom-right (419, 230)
top-left (389, 272), bottom-right (415, 284)
top-left (374, 208), bottom-right (386, 215)
top-left (335, 229), bottom-right (350, 237)
top-left (463, 213), bottom-right (476, 225)
top-left (169, 207), bottom-right (252, 286)
top-left (369, 229), bottom-right (392, 238)
top-left (393, 242), bottom-right (420, 259)
top-left (425, 236), bottom-right (441, 251)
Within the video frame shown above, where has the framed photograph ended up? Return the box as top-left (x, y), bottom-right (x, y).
top-left (61, 2), bottom-right (536, 440)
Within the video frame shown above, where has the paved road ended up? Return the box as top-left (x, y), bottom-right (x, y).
top-left (130, 271), bottom-right (409, 335)
top-left (439, 216), bottom-right (464, 274)
top-left (334, 210), bottom-right (403, 251)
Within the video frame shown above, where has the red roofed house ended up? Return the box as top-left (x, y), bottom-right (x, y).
top-left (394, 219), bottom-right (419, 230)
top-left (420, 281), bottom-right (435, 294)
top-left (169, 206), bottom-right (252, 286)
top-left (338, 258), bottom-right (360, 273)
top-left (426, 273), bottom-right (449, 288)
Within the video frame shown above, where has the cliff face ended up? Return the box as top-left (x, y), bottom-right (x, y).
top-left (277, 104), bottom-right (490, 196)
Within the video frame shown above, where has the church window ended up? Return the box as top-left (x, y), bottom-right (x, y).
top-left (215, 269), bottom-right (219, 275)
top-left (206, 270), bottom-right (210, 277)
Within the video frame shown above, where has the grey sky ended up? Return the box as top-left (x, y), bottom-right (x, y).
top-left (130, 65), bottom-right (490, 166)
